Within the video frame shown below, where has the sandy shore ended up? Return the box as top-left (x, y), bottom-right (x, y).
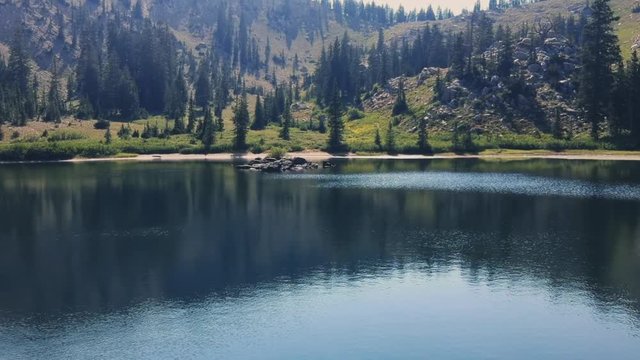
top-left (63, 150), bottom-right (640, 163)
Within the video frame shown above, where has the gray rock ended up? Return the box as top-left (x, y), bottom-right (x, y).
top-left (291, 157), bottom-right (307, 165)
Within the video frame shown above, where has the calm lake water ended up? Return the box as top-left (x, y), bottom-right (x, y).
top-left (1, 159), bottom-right (640, 359)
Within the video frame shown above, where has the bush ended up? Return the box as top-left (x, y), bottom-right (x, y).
top-left (268, 146), bottom-right (287, 159)
top-left (347, 108), bottom-right (365, 121)
top-left (0, 141), bottom-right (118, 161)
top-left (48, 131), bottom-right (87, 142)
top-left (94, 120), bottom-right (111, 129)
top-left (249, 144), bottom-right (264, 154)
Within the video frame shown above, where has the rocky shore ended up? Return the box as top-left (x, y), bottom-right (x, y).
top-left (235, 157), bottom-right (334, 172)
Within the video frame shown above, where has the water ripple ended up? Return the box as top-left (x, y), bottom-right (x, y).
top-left (279, 172), bottom-right (640, 200)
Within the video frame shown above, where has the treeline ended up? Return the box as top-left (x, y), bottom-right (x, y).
top-left (73, 15), bottom-right (185, 121)
top-left (0, 30), bottom-right (37, 126)
top-left (213, 1), bottom-right (262, 74)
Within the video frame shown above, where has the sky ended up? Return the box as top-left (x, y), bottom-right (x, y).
top-left (376, 0), bottom-right (487, 14)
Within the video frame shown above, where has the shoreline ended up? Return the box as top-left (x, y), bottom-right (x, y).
top-left (60, 150), bottom-right (640, 163)
top-left (4, 150), bottom-right (640, 165)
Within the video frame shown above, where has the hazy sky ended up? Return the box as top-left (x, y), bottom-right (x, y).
top-left (376, 0), bottom-right (487, 14)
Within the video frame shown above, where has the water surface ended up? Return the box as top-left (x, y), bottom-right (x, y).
top-left (1, 159), bottom-right (639, 359)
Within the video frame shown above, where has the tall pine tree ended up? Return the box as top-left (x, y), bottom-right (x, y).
top-left (578, 0), bottom-right (621, 139)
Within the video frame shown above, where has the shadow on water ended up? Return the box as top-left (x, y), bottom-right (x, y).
top-left (0, 158), bottom-right (639, 322)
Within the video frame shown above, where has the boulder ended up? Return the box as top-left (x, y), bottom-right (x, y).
top-left (237, 157), bottom-right (321, 172)
top-left (291, 157), bottom-right (307, 165)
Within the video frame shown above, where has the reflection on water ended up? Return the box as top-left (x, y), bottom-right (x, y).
top-left (0, 159), bottom-right (639, 359)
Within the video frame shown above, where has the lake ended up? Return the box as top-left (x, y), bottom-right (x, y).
top-left (1, 158), bottom-right (640, 359)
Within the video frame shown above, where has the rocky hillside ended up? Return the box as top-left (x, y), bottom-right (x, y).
top-left (3, 0), bottom-right (640, 74)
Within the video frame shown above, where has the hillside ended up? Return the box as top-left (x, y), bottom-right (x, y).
top-left (1, 0), bottom-right (640, 160)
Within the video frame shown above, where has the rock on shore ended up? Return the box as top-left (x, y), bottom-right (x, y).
top-left (236, 157), bottom-right (331, 172)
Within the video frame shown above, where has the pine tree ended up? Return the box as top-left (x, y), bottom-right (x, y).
top-left (496, 26), bottom-right (513, 78)
top-left (166, 66), bottom-right (188, 122)
top-left (609, 62), bottom-right (628, 137)
top-left (186, 96), bottom-right (196, 133)
top-left (195, 61), bottom-right (211, 108)
top-left (251, 95), bottom-right (266, 130)
top-left (553, 107), bottom-right (563, 139)
top-left (628, 51), bottom-right (640, 141)
top-left (417, 117), bottom-right (430, 153)
top-left (104, 126), bottom-right (112, 144)
top-left (217, 114), bottom-right (224, 132)
top-left (318, 115), bottom-right (326, 134)
top-left (385, 120), bottom-right (396, 154)
top-left (201, 106), bottom-right (215, 152)
top-left (117, 124), bottom-right (132, 139)
top-left (578, 0), bottom-right (621, 139)
top-left (280, 101), bottom-right (291, 140)
top-left (44, 57), bottom-right (63, 123)
top-left (374, 127), bottom-right (382, 150)
top-left (7, 29), bottom-right (34, 124)
top-left (232, 92), bottom-right (250, 150)
top-left (392, 78), bottom-right (409, 116)
top-left (327, 87), bottom-right (344, 151)
top-left (172, 116), bottom-right (186, 134)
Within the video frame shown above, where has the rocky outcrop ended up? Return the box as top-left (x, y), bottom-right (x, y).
top-left (236, 157), bottom-right (325, 172)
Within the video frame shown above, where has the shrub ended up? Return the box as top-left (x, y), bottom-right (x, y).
top-left (347, 108), bottom-right (365, 121)
top-left (48, 131), bottom-right (87, 142)
top-left (268, 146), bottom-right (287, 159)
top-left (94, 120), bottom-right (111, 129)
top-left (249, 144), bottom-right (264, 154)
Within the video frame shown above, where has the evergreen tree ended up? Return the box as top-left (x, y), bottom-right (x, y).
top-left (385, 120), bottom-right (396, 154)
top-left (553, 107), bottom-right (563, 139)
top-left (117, 124), bottom-right (132, 139)
top-left (374, 127), bottom-right (382, 150)
top-left (496, 26), bottom-right (513, 78)
top-left (417, 117), bottom-right (430, 153)
top-left (104, 126), bottom-right (112, 144)
top-left (609, 61), bottom-right (628, 137)
top-left (172, 115), bottom-right (186, 134)
top-left (578, 0), bottom-right (621, 139)
top-left (201, 106), bottom-right (215, 152)
top-left (280, 101), bottom-right (291, 140)
top-left (628, 51), bottom-right (640, 141)
top-left (216, 114), bottom-right (224, 131)
top-left (318, 115), bottom-right (326, 134)
top-left (392, 78), bottom-right (409, 116)
top-left (44, 57), bottom-right (64, 123)
top-left (232, 92), bottom-right (250, 150)
top-left (166, 66), bottom-right (188, 122)
top-left (7, 29), bottom-right (34, 125)
top-left (186, 96), bottom-right (196, 133)
top-left (327, 86), bottom-right (345, 151)
top-left (195, 61), bottom-right (211, 108)
top-left (251, 95), bottom-right (266, 130)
